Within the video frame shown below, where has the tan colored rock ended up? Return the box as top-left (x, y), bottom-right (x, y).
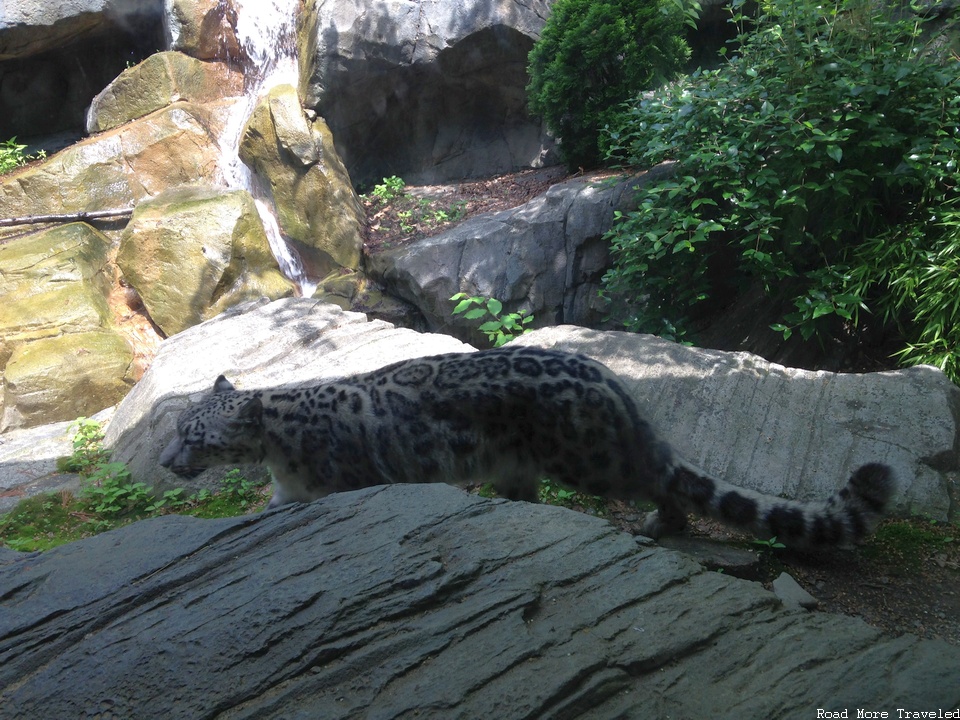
top-left (0, 101), bottom-right (228, 221)
top-left (166, 0), bottom-right (246, 64)
top-left (0, 223), bottom-right (135, 431)
top-left (0, 223), bottom-right (113, 362)
top-left (116, 185), bottom-right (295, 337)
top-left (2, 330), bottom-right (134, 431)
top-left (86, 51), bottom-right (244, 133)
top-left (239, 84), bottom-right (363, 275)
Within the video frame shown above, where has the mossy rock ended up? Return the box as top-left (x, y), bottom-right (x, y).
top-left (117, 185), bottom-right (295, 337)
top-left (2, 330), bottom-right (135, 431)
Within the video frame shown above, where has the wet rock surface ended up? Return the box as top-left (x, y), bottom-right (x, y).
top-left (1, 483), bottom-right (958, 718)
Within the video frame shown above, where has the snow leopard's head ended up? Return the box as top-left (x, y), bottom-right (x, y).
top-left (159, 376), bottom-right (265, 478)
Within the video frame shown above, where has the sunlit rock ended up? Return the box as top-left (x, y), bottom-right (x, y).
top-left (165, 0), bottom-right (246, 64)
top-left (0, 101), bottom-right (227, 219)
top-left (86, 50), bottom-right (243, 133)
top-left (239, 83), bottom-right (363, 276)
top-left (298, 0), bottom-right (558, 185)
top-left (0, 223), bottom-right (134, 430)
top-left (116, 185), bottom-right (295, 337)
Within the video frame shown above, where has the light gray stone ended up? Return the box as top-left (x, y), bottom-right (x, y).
top-left (0, 406), bottom-right (113, 514)
top-left (367, 169), bottom-right (674, 346)
top-left (104, 298), bottom-right (473, 494)
top-left (512, 325), bottom-right (959, 522)
top-left (773, 571), bottom-right (820, 610)
top-left (0, 483), bottom-right (957, 718)
top-left (299, 0), bottom-right (558, 185)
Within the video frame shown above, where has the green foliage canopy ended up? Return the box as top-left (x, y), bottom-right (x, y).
top-left (526, 0), bottom-right (691, 169)
top-left (602, 0), bottom-right (960, 378)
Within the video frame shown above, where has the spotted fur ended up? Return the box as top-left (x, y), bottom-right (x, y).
top-left (160, 345), bottom-right (894, 547)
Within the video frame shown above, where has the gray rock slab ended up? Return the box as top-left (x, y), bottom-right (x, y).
top-left (104, 298), bottom-right (473, 493)
top-left (301, 0), bottom-right (557, 185)
top-left (0, 406), bottom-right (114, 514)
top-left (773, 571), bottom-right (820, 610)
top-left (513, 325), bottom-right (960, 522)
top-left (0, 484), bottom-right (956, 718)
top-left (367, 167), bottom-right (675, 345)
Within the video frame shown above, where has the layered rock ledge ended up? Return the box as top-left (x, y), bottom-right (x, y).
top-left (2, 483), bottom-right (957, 718)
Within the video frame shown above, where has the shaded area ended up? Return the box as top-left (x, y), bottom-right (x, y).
top-left (0, 3), bottom-right (167, 143)
top-left (2, 483), bottom-right (958, 718)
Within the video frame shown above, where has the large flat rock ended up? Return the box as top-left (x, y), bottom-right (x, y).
top-left (513, 326), bottom-right (960, 522)
top-left (1, 484), bottom-right (957, 718)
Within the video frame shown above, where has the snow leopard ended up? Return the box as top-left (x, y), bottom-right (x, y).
top-left (159, 344), bottom-right (894, 547)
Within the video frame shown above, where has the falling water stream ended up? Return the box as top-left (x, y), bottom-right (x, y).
top-left (213, 0), bottom-right (318, 297)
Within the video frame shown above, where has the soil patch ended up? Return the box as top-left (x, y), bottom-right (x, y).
top-left (360, 166), bottom-right (621, 255)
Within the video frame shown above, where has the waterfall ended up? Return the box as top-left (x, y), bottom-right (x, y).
top-left (214, 0), bottom-right (318, 297)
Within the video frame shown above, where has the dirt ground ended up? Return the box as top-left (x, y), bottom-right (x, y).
top-left (362, 168), bottom-right (960, 647)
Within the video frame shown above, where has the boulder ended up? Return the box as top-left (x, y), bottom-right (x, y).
top-left (116, 185), bottom-right (295, 337)
top-left (0, 1), bottom-right (166, 139)
top-left (165, 0), bottom-right (246, 64)
top-left (2, 331), bottom-right (133, 431)
top-left (103, 299), bottom-right (954, 521)
top-left (0, 0), bottom-right (163, 60)
top-left (0, 223), bottom-right (134, 431)
top-left (0, 484), bottom-right (957, 717)
top-left (511, 326), bottom-right (958, 522)
top-left (104, 298), bottom-right (473, 493)
top-left (86, 50), bottom-right (244, 133)
top-left (298, 0), bottom-right (558, 186)
top-left (0, 101), bottom-right (228, 220)
top-left (239, 83), bottom-right (364, 277)
top-left (366, 169), bottom-right (669, 345)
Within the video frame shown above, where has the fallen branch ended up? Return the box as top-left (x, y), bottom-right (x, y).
top-left (0, 207), bottom-right (134, 228)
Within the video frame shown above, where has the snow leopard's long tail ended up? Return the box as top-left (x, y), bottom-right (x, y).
top-left (645, 462), bottom-right (894, 548)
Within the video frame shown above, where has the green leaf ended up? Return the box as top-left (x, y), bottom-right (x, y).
top-left (486, 298), bottom-right (503, 316)
top-left (826, 145), bottom-right (842, 163)
top-left (464, 308), bottom-right (488, 320)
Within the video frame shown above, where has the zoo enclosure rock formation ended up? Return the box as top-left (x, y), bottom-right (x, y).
top-left (299, 0), bottom-right (559, 186)
top-left (366, 166), bottom-right (674, 344)
top-left (103, 299), bottom-right (955, 522)
top-left (1, 483), bottom-right (958, 718)
top-left (116, 186), bottom-right (295, 337)
top-left (0, 224), bottom-right (136, 432)
top-left (0, 0), bottom-right (166, 138)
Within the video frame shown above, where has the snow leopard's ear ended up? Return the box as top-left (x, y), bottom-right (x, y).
top-left (213, 375), bottom-right (236, 393)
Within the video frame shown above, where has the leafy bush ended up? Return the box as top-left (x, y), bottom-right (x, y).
top-left (0, 136), bottom-right (44, 174)
top-left (451, 293), bottom-right (534, 346)
top-left (602, 0), bottom-right (960, 378)
top-left (526, 0), bottom-right (691, 169)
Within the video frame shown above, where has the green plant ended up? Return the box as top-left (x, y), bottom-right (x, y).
top-left (145, 488), bottom-right (188, 514)
top-left (58, 417), bottom-right (112, 475)
top-left (0, 136), bottom-right (44, 174)
top-left (450, 293), bottom-right (534, 347)
top-left (371, 175), bottom-right (406, 204)
top-left (537, 477), bottom-right (607, 515)
top-left (526, 0), bottom-right (691, 169)
top-left (220, 468), bottom-right (258, 507)
top-left (751, 536), bottom-right (786, 550)
top-left (602, 0), bottom-right (960, 379)
top-left (0, 136), bottom-right (28, 174)
top-left (81, 462), bottom-right (153, 518)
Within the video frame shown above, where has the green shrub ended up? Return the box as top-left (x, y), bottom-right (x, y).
top-left (526, 0), bottom-right (691, 169)
top-left (450, 293), bottom-right (534, 347)
top-left (602, 0), bottom-right (960, 378)
top-left (0, 136), bottom-right (44, 174)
